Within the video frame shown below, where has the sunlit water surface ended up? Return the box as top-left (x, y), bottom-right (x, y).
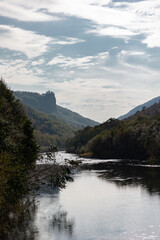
top-left (14, 152), bottom-right (160, 240)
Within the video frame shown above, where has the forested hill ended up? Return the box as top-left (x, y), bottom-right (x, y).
top-left (14, 91), bottom-right (99, 128)
top-left (24, 104), bottom-right (76, 151)
top-left (66, 102), bottom-right (160, 163)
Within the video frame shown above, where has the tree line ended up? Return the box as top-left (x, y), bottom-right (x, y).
top-left (66, 110), bottom-right (160, 163)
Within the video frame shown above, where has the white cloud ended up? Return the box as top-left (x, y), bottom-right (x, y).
top-left (0, 1), bottom-right (59, 22)
top-left (47, 51), bottom-right (109, 69)
top-left (1, 0), bottom-right (160, 47)
top-left (51, 37), bottom-right (85, 45)
top-left (118, 0), bottom-right (160, 48)
top-left (0, 58), bottom-right (44, 85)
top-left (48, 55), bottom-right (94, 69)
top-left (31, 59), bottom-right (45, 66)
top-left (0, 25), bottom-right (85, 58)
top-left (118, 50), bottom-right (145, 57)
top-left (142, 33), bottom-right (160, 48)
top-left (0, 25), bottom-right (53, 58)
top-left (1, 1), bottom-right (160, 47)
top-left (88, 26), bottom-right (136, 39)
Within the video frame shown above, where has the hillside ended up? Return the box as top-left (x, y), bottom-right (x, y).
top-left (126, 102), bottom-right (160, 120)
top-left (24, 105), bottom-right (77, 151)
top-left (118, 96), bottom-right (160, 120)
top-left (66, 103), bottom-right (160, 163)
top-left (14, 91), bottom-right (98, 128)
top-left (54, 105), bottom-right (99, 128)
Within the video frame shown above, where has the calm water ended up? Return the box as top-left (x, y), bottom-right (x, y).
top-left (12, 153), bottom-right (160, 240)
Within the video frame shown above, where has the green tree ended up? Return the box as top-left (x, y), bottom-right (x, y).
top-left (0, 79), bottom-right (38, 238)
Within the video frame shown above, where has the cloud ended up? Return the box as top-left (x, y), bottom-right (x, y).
top-left (88, 26), bottom-right (135, 39)
top-left (121, 50), bottom-right (145, 56)
top-left (51, 37), bottom-right (85, 45)
top-left (31, 59), bottom-right (45, 66)
top-left (2, 0), bottom-right (160, 48)
top-left (142, 33), bottom-right (160, 48)
top-left (47, 51), bottom-right (109, 69)
top-left (0, 58), bottom-right (45, 85)
top-left (0, 25), bottom-right (85, 58)
top-left (0, 1), bottom-right (59, 22)
top-left (0, 25), bottom-right (53, 58)
top-left (118, 50), bottom-right (145, 57)
top-left (1, 1), bottom-right (160, 48)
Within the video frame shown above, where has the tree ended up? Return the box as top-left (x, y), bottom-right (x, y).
top-left (0, 79), bottom-right (38, 238)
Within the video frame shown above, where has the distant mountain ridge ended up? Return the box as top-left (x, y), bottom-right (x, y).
top-left (126, 101), bottom-right (160, 120)
top-left (118, 96), bottom-right (160, 120)
top-left (14, 91), bottom-right (99, 128)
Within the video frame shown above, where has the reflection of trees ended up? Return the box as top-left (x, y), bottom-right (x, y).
top-left (97, 162), bottom-right (160, 195)
top-left (8, 198), bottom-right (38, 240)
top-left (52, 210), bottom-right (74, 235)
top-left (7, 199), bottom-right (75, 240)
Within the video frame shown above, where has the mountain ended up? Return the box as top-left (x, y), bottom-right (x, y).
top-left (14, 91), bottom-right (57, 114)
top-left (126, 101), bottom-right (160, 120)
top-left (14, 91), bottom-right (98, 150)
top-left (54, 105), bottom-right (99, 128)
top-left (118, 96), bottom-right (160, 120)
top-left (14, 91), bottom-right (98, 128)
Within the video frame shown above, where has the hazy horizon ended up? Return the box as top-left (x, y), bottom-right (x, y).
top-left (0, 0), bottom-right (160, 122)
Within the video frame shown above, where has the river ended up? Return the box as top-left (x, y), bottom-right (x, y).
top-left (12, 152), bottom-right (160, 240)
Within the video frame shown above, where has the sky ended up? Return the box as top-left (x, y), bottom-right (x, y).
top-left (0, 0), bottom-right (160, 122)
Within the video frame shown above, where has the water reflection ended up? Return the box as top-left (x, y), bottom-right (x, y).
top-left (8, 159), bottom-right (160, 240)
top-left (8, 196), bottom-right (74, 240)
top-left (8, 198), bottom-right (38, 240)
top-left (98, 163), bottom-right (160, 195)
top-left (52, 210), bottom-right (74, 235)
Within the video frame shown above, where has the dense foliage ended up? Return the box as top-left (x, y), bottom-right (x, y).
top-left (0, 80), bottom-right (38, 237)
top-left (66, 104), bottom-right (160, 163)
top-left (24, 105), bottom-right (77, 151)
